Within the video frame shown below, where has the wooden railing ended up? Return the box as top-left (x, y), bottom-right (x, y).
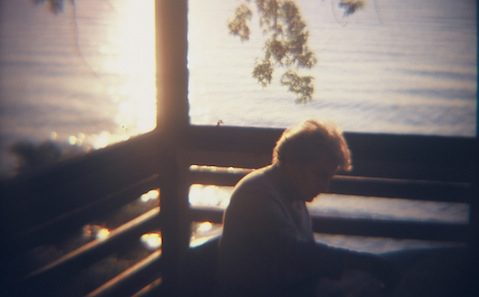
top-left (0, 131), bottom-right (164, 297)
top-left (186, 126), bottom-right (476, 241)
top-left (0, 126), bottom-right (477, 296)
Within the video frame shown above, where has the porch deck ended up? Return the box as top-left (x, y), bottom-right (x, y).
top-left (1, 126), bottom-right (476, 296)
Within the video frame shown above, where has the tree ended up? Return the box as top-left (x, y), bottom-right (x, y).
top-left (228, 0), bottom-right (364, 102)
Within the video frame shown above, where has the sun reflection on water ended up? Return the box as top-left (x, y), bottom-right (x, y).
top-left (96, 228), bottom-right (111, 241)
top-left (189, 184), bottom-right (233, 209)
top-left (83, 224), bottom-right (111, 241)
top-left (190, 221), bottom-right (222, 248)
top-left (108, 1), bottom-right (156, 138)
top-left (140, 189), bottom-right (160, 203)
top-left (45, 0), bottom-right (156, 156)
top-left (141, 233), bottom-right (162, 250)
top-left (195, 221), bottom-right (213, 234)
top-left (67, 1), bottom-right (157, 151)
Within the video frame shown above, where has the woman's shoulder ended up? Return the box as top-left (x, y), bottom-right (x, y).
top-left (233, 165), bottom-right (277, 195)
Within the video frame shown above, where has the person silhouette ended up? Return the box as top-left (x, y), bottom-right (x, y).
top-left (216, 119), bottom-right (396, 297)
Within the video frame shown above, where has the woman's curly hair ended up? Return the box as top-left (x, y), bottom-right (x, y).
top-left (272, 119), bottom-right (352, 172)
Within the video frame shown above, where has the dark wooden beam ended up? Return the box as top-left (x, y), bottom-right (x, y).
top-left (1, 132), bottom-right (162, 236)
top-left (86, 251), bottom-right (162, 297)
top-left (312, 217), bottom-right (469, 242)
top-left (189, 207), bottom-right (469, 242)
top-left (185, 126), bottom-right (475, 182)
top-left (188, 168), bottom-right (472, 203)
top-left (155, 0), bottom-right (190, 294)
top-left (11, 175), bottom-right (159, 256)
top-left (23, 208), bottom-right (161, 286)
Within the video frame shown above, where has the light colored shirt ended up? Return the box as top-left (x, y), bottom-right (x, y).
top-left (217, 165), bottom-right (342, 297)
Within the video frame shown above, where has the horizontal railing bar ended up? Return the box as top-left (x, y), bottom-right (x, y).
top-left (2, 131), bottom-right (161, 190)
top-left (11, 175), bottom-right (160, 254)
top-left (329, 175), bottom-right (472, 203)
top-left (131, 278), bottom-right (164, 297)
top-left (188, 168), bottom-right (248, 186)
top-left (189, 207), bottom-right (469, 242)
top-left (23, 207), bottom-right (161, 287)
top-left (185, 126), bottom-right (476, 182)
top-left (189, 207), bottom-right (224, 224)
top-left (1, 132), bottom-right (164, 236)
top-left (186, 148), bottom-right (475, 182)
top-left (185, 150), bottom-right (271, 170)
top-left (345, 158), bottom-right (474, 183)
top-left (312, 217), bottom-right (470, 242)
top-left (187, 126), bottom-right (475, 165)
top-left (18, 160), bottom-right (158, 228)
top-left (188, 169), bottom-right (472, 203)
top-left (86, 250), bottom-right (162, 297)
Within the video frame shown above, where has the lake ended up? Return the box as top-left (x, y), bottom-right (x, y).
top-left (188, 0), bottom-right (476, 136)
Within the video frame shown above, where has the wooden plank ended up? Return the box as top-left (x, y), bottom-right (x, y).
top-left (350, 158), bottom-right (473, 182)
top-left (1, 132), bottom-right (163, 236)
top-left (9, 175), bottom-right (160, 256)
top-left (188, 167), bottom-right (250, 185)
top-left (186, 150), bottom-right (271, 169)
top-left (156, 149), bottom-right (190, 295)
top-left (155, 0), bottom-right (190, 294)
top-left (188, 168), bottom-right (472, 203)
top-left (186, 126), bottom-right (475, 182)
top-left (185, 126), bottom-right (281, 154)
top-left (22, 208), bottom-right (161, 289)
top-left (131, 278), bottom-right (164, 297)
top-left (2, 131), bottom-right (160, 194)
top-left (312, 216), bottom-right (470, 242)
top-left (328, 176), bottom-right (472, 202)
top-left (345, 132), bottom-right (474, 166)
top-left (470, 140), bottom-right (479, 248)
top-left (188, 207), bottom-right (469, 242)
top-left (189, 207), bottom-right (224, 224)
top-left (86, 251), bottom-right (162, 297)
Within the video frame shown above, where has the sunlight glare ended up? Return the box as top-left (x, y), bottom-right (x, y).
top-left (96, 228), bottom-right (111, 241)
top-left (189, 184), bottom-right (233, 208)
top-left (50, 131), bottom-right (58, 140)
top-left (90, 130), bottom-right (128, 149)
top-left (141, 232), bottom-right (162, 250)
top-left (101, 0), bottom-right (156, 142)
top-left (82, 224), bottom-right (111, 241)
top-left (140, 189), bottom-right (160, 202)
top-left (68, 135), bottom-right (78, 145)
top-left (190, 222), bottom-right (222, 248)
top-left (195, 221), bottom-right (213, 234)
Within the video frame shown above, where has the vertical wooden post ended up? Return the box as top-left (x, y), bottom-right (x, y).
top-left (471, 65), bottom-right (478, 256)
top-left (156, 0), bottom-right (189, 130)
top-left (472, 140), bottom-right (478, 256)
top-left (155, 0), bottom-right (190, 294)
top-left (474, 31), bottom-right (479, 261)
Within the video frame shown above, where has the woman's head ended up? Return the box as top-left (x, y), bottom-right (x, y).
top-left (273, 119), bottom-right (352, 172)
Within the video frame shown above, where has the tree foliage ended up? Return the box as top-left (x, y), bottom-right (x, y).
top-left (229, 0), bottom-right (365, 103)
top-left (229, 0), bottom-right (317, 103)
